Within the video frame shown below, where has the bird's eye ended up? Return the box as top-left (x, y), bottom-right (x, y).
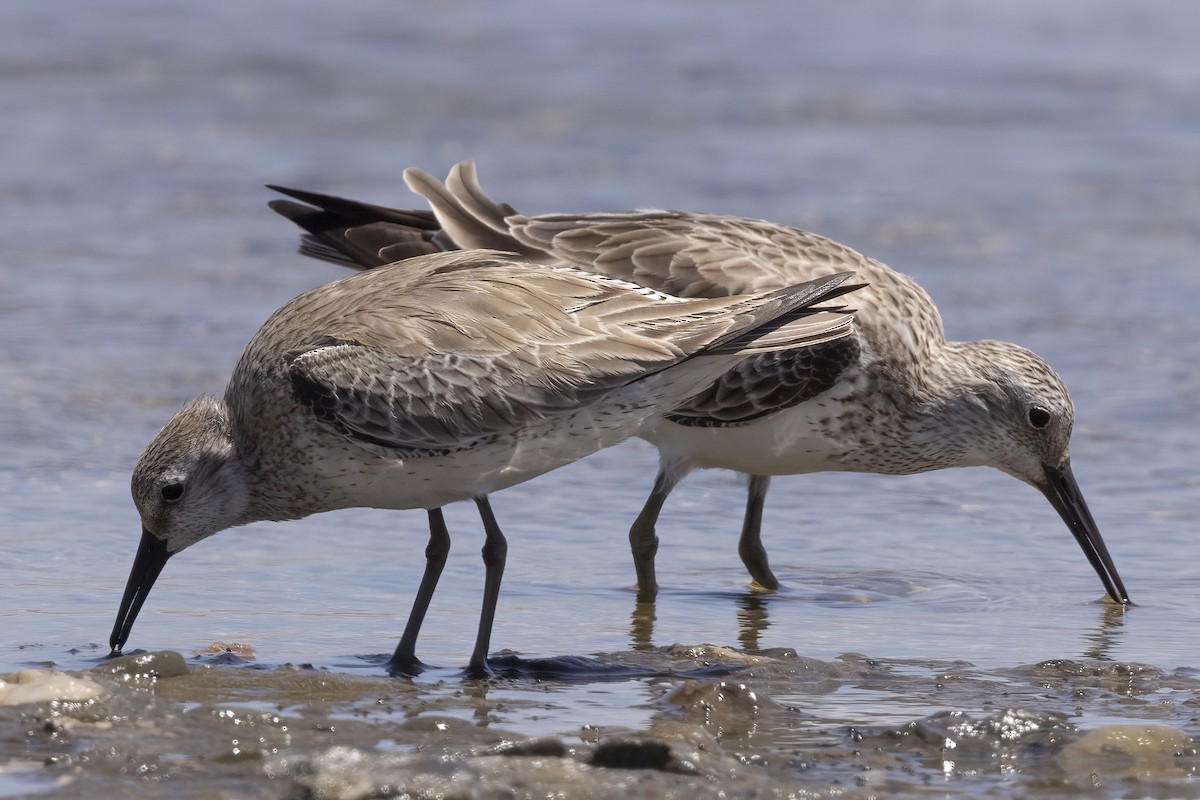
top-left (1028, 406), bottom-right (1052, 429)
top-left (161, 483), bottom-right (184, 503)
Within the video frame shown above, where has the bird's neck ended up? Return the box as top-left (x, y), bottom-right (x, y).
top-left (890, 341), bottom-right (1003, 472)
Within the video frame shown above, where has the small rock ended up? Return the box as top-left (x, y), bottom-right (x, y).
top-left (1061, 725), bottom-right (1196, 782)
top-left (591, 738), bottom-right (673, 771)
top-left (0, 670), bottom-right (105, 706)
top-left (193, 641), bottom-right (257, 661)
top-left (484, 736), bottom-right (568, 758)
top-left (98, 650), bottom-right (190, 679)
top-left (667, 644), bottom-right (769, 665)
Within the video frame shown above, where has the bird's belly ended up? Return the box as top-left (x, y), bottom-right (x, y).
top-left (642, 403), bottom-right (851, 476)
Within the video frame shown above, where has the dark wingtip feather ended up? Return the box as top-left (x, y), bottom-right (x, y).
top-left (266, 185), bottom-right (439, 230)
top-left (267, 185), bottom-right (445, 270)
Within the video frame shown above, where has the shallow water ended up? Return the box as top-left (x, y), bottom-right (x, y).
top-left (3, 0), bottom-right (1200, 796)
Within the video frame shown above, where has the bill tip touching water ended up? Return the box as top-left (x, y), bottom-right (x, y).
top-left (109, 247), bottom-right (861, 672)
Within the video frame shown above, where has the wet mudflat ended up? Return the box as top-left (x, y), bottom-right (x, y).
top-left (6, 638), bottom-right (1199, 799)
top-left (4, 0), bottom-right (1200, 796)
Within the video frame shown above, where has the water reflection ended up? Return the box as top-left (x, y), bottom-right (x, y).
top-left (629, 601), bottom-right (656, 651)
top-left (628, 591), bottom-right (773, 652)
top-left (735, 593), bottom-right (770, 652)
top-left (1079, 601), bottom-right (1128, 661)
top-left (461, 680), bottom-right (494, 725)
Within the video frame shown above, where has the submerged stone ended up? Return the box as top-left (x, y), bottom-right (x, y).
top-left (98, 650), bottom-right (190, 679)
top-left (1061, 725), bottom-right (1198, 782)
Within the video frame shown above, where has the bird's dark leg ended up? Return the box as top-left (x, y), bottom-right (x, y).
top-left (739, 474), bottom-right (779, 591)
top-left (466, 496), bottom-right (508, 678)
top-left (628, 468), bottom-right (679, 602)
top-left (387, 508), bottom-right (451, 676)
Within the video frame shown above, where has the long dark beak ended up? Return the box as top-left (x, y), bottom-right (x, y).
top-left (109, 528), bottom-right (172, 655)
top-left (1040, 461), bottom-right (1128, 604)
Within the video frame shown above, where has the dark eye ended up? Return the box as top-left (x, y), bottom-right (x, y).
top-left (160, 483), bottom-right (184, 503)
top-left (1028, 406), bottom-right (1052, 429)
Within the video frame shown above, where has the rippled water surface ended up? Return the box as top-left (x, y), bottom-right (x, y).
top-left (3, 1), bottom-right (1200, 797)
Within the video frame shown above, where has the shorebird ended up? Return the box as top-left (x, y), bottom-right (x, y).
top-left (110, 249), bottom-right (858, 675)
top-left (267, 161), bottom-right (1129, 607)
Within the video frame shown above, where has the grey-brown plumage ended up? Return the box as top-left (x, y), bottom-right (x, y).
top-left (267, 162), bottom-right (1128, 608)
top-left (666, 335), bottom-right (862, 427)
top-left (113, 249), bottom-right (859, 675)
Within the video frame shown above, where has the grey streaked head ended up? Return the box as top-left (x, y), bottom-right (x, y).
top-left (112, 396), bottom-right (250, 656)
top-left (130, 395), bottom-right (249, 555)
top-left (928, 340), bottom-right (1126, 603)
top-left (953, 340), bottom-right (1077, 485)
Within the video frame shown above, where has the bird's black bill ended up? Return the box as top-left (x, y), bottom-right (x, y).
top-left (1040, 461), bottom-right (1129, 604)
top-left (109, 528), bottom-right (172, 655)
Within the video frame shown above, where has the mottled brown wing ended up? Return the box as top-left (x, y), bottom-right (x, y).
top-left (508, 211), bottom-right (872, 297)
top-left (287, 338), bottom-right (633, 456)
top-left (666, 335), bottom-right (861, 427)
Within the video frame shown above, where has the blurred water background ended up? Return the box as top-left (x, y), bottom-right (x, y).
top-left (2, 1), bottom-right (1199, 797)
